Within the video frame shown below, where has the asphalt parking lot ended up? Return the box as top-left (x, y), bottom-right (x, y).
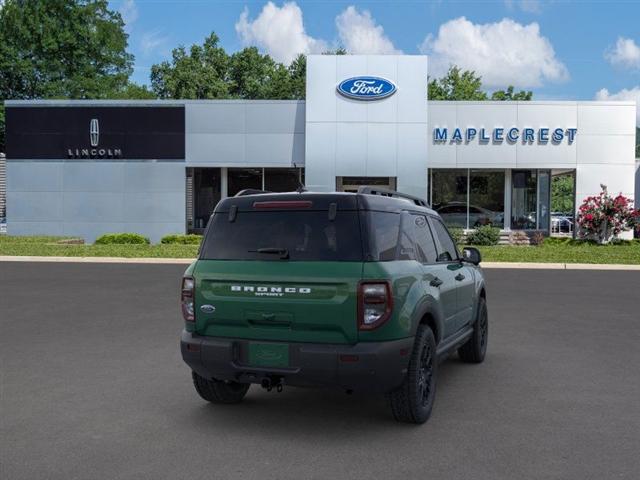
top-left (2, 262), bottom-right (639, 480)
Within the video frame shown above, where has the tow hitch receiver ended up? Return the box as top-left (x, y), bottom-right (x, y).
top-left (261, 376), bottom-right (284, 392)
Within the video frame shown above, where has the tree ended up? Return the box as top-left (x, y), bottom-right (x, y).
top-left (491, 86), bottom-right (533, 101)
top-left (428, 66), bottom-right (533, 102)
top-left (551, 174), bottom-right (575, 213)
top-left (288, 54), bottom-right (306, 100)
top-left (150, 33), bottom-right (230, 99)
top-left (0, 0), bottom-right (137, 151)
top-left (428, 67), bottom-right (487, 101)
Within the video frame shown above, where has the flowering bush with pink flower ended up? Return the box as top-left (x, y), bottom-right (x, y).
top-left (577, 185), bottom-right (640, 244)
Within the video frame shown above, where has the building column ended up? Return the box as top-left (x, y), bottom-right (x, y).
top-left (221, 167), bottom-right (228, 199)
top-left (504, 169), bottom-right (512, 231)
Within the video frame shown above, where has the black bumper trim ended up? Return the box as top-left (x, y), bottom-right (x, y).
top-left (180, 330), bottom-right (414, 393)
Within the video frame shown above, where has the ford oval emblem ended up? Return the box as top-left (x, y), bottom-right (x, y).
top-left (337, 76), bottom-right (397, 101)
top-left (200, 304), bottom-right (216, 314)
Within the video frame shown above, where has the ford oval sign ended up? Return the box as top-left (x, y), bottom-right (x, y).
top-left (337, 76), bottom-right (397, 101)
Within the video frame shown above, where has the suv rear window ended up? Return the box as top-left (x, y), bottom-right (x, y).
top-left (200, 211), bottom-right (363, 261)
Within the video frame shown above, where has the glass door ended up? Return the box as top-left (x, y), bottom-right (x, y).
top-left (510, 170), bottom-right (551, 231)
top-left (511, 170), bottom-right (537, 230)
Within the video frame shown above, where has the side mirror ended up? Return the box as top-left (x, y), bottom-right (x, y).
top-left (462, 247), bottom-right (481, 265)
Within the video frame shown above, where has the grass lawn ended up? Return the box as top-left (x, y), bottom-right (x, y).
top-left (1, 235), bottom-right (640, 264)
top-left (476, 242), bottom-right (640, 264)
top-left (0, 236), bottom-right (199, 258)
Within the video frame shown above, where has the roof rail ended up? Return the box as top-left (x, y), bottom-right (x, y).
top-left (234, 189), bottom-right (271, 197)
top-left (357, 186), bottom-right (430, 208)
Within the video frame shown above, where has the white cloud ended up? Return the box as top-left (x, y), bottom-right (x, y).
top-left (420, 17), bottom-right (568, 89)
top-left (119, 0), bottom-right (138, 33)
top-left (504, 0), bottom-right (542, 14)
top-left (140, 30), bottom-right (167, 56)
top-left (235, 1), bottom-right (327, 64)
top-left (605, 37), bottom-right (640, 70)
top-left (595, 87), bottom-right (640, 124)
top-left (335, 6), bottom-right (401, 55)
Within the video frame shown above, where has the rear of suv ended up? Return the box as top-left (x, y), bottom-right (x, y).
top-left (180, 188), bottom-right (488, 424)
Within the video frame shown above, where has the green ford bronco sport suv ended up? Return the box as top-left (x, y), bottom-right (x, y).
top-left (180, 188), bottom-right (488, 424)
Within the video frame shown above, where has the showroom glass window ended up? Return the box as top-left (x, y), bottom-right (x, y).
top-left (228, 168), bottom-right (263, 196)
top-left (264, 168), bottom-right (303, 192)
top-left (429, 169), bottom-right (468, 228)
top-left (469, 170), bottom-right (505, 228)
top-left (429, 169), bottom-right (504, 229)
top-left (511, 170), bottom-right (537, 229)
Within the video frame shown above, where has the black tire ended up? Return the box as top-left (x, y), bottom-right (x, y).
top-left (191, 371), bottom-right (250, 404)
top-left (386, 325), bottom-right (437, 424)
top-left (458, 297), bottom-right (488, 363)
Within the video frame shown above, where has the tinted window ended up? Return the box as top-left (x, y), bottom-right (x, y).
top-left (397, 214), bottom-right (418, 261)
top-left (201, 211), bottom-right (362, 261)
top-left (411, 215), bottom-right (438, 263)
top-left (367, 212), bottom-right (400, 261)
top-left (430, 218), bottom-right (458, 262)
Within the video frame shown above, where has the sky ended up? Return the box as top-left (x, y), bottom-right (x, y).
top-left (112, 0), bottom-right (640, 124)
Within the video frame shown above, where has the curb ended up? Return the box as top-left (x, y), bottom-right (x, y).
top-left (1, 256), bottom-right (640, 270)
top-left (482, 262), bottom-right (640, 270)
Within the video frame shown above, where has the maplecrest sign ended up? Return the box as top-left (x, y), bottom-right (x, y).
top-left (433, 127), bottom-right (577, 144)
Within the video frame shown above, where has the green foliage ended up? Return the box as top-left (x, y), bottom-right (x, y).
top-left (428, 67), bottom-right (488, 101)
top-left (160, 234), bottom-right (202, 245)
top-left (95, 233), bottom-right (150, 245)
top-left (551, 174), bottom-right (575, 213)
top-left (466, 225), bottom-right (501, 246)
top-left (447, 227), bottom-right (464, 245)
top-left (428, 66), bottom-right (533, 102)
top-left (0, 0), bottom-right (136, 151)
top-left (150, 33), bottom-right (308, 100)
top-left (490, 86), bottom-right (533, 101)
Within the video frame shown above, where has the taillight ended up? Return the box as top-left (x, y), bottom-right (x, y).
top-left (181, 276), bottom-right (195, 322)
top-left (358, 281), bottom-right (393, 330)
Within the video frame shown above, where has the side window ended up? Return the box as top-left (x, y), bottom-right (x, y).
top-left (368, 212), bottom-right (400, 261)
top-left (430, 217), bottom-right (459, 262)
top-left (411, 214), bottom-right (438, 263)
top-left (397, 213), bottom-right (417, 261)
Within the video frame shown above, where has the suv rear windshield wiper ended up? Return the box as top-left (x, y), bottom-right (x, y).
top-left (249, 247), bottom-right (290, 259)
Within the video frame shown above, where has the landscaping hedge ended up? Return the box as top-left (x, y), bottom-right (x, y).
top-left (466, 226), bottom-right (501, 246)
top-left (94, 233), bottom-right (150, 245)
top-left (160, 234), bottom-right (203, 245)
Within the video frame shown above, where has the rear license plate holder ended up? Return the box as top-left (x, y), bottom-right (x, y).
top-left (248, 343), bottom-right (289, 368)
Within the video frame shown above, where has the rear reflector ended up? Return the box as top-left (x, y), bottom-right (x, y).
top-left (253, 200), bottom-right (313, 209)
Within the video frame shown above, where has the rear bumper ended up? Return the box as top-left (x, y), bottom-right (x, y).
top-left (180, 330), bottom-right (414, 393)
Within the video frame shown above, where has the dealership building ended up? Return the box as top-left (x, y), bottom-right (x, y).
top-left (3, 55), bottom-right (638, 242)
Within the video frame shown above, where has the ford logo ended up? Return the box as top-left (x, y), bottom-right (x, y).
top-left (337, 76), bottom-right (397, 101)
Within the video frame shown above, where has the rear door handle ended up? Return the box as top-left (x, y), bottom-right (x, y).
top-left (429, 277), bottom-right (443, 287)
top-left (455, 273), bottom-right (465, 281)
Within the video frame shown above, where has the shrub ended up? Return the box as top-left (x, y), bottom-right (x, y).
top-left (448, 228), bottom-right (464, 245)
top-left (160, 234), bottom-right (203, 245)
top-left (94, 233), bottom-right (150, 245)
top-left (577, 184), bottom-right (639, 244)
top-left (530, 231), bottom-right (545, 246)
top-left (466, 225), bottom-right (500, 246)
top-left (509, 231), bottom-right (529, 246)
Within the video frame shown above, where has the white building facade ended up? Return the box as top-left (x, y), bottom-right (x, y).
top-left (3, 54), bottom-right (637, 241)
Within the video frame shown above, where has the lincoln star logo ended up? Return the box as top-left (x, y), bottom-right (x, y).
top-left (337, 76), bottom-right (397, 100)
top-left (231, 285), bottom-right (311, 297)
top-left (90, 118), bottom-right (99, 147)
top-left (67, 117), bottom-right (122, 159)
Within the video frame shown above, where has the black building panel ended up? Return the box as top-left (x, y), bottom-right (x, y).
top-left (6, 106), bottom-right (185, 160)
